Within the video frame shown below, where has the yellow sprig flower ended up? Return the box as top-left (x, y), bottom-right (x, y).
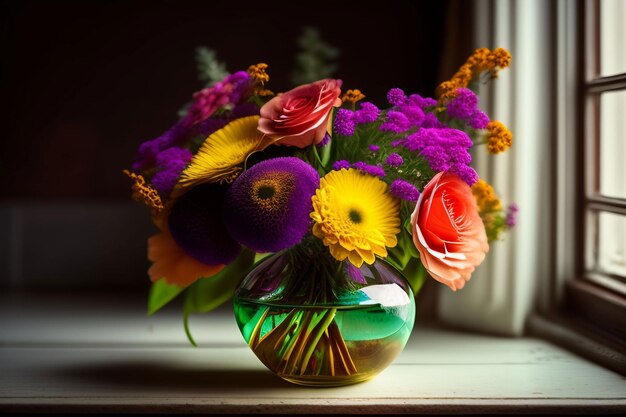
top-left (247, 63), bottom-right (270, 84)
top-left (486, 120), bottom-right (513, 154)
top-left (255, 88), bottom-right (274, 97)
top-left (248, 63), bottom-right (273, 97)
top-left (123, 170), bottom-right (164, 212)
top-left (488, 47), bottom-right (512, 75)
top-left (472, 179), bottom-right (503, 213)
top-left (437, 47), bottom-right (512, 105)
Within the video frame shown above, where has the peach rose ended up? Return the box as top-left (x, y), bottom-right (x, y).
top-left (258, 79), bottom-right (342, 148)
top-left (411, 172), bottom-right (489, 291)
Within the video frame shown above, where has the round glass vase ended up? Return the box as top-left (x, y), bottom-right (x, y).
top-left (233, 238), bottom-right (416, 387)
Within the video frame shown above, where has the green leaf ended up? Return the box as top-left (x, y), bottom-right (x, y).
top-left (254, 252), bottom-right (273, 263)
top-left (182, 249), bottom-right (256, 346)
top-left (318, 138), bottom-right (332, 169)
top-left (309, 142), bottom-right (331, 174)
top-left (401, 257), bottom-right (427, 295)
top-left (147, 279), bottom-right (185, 316)
top-left (386, 227), bottom-right (427, 295)
top-left (387, 228), bottom-right (416, 271)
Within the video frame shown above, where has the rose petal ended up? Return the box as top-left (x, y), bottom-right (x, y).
top-left (411, 172), bottom-right (489, 291)
top-left (257, 79), bottom-right (342, 148)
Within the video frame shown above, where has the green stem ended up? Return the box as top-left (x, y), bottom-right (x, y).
top-left (298, 309), bottom-right (337, 375)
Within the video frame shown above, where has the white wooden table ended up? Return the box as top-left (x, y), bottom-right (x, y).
top-left (1, 293), bottom-right (625, 414)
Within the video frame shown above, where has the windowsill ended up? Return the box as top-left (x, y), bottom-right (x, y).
top-left (527, 311), bottom-right (626, 376)
top-left (1, 293), bottom-right (625, 414)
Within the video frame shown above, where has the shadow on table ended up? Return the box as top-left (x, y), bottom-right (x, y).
top-left (56, 361), bottom-right (292, 393)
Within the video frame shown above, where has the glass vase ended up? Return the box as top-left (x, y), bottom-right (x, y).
top-left (233, 237), bottom-right (416, 387)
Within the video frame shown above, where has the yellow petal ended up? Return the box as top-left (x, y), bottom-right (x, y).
top-left (173, 116), bottom-right (265, 196)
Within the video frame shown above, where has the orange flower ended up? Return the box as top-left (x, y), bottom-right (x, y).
top-left (147, 230), bottom-right (224, 287)
top-left (486, 120), bottom-right (513, 154)
top-left (122, 170), bottom-right (163, 212)
top-left (472, 179), bottom-right (503, 212)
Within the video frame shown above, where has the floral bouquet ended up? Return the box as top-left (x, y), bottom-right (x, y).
top-left (125, 48), bottom-right (516, 386)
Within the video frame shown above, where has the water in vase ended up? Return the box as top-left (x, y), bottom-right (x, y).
top-left (233, 284), bottom-right (415, 386)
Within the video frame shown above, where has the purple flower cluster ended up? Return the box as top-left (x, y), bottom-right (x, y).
top-left (403, 127), bottom-right (478, 186)
top-left (132, 122), bottom-right (189, 172)
top-left (333, 102), bottom-right (381, 136)
top-left (132, 85), bottom-right (258, 173)
top-left (380, 111), bottom-right (410, 133)
top-left (505, 203), bottom-right (519, 227)
top-left (355, 102), bottom-right (380, 123)
top-left (404, 128), bottom-right (472, 152)
top-left (387, 88), bottom-right (407, 106)
top-left (333, 157), bottom-right (397, 178)
top-left (369, 144), bottom-right (380, 153)
top-left (379, 88), bottom-right (430, 134)
top-left (334, 109), bottom-right (356, 136)
top-left (385, 153), bottom-right (404, 167)
top-left (446, 88), bottom-right (490, 129)
top-left (408, 94), bottom-right (437, 109)
top-left (332, 160), bottom-right (351, 170)
top-left (422, 113), bottom-right (443, 128)
top-left (397, 104), bottom-right (424, 127)
top-left (390, 179), bottom-right (420, 202)
top-left (450, 164), bottom-right (479, 186)
top-left (317, 133), bottom-right (331, 147)
top-left (353, 161), bottom-right (386, 177)
top-left (184, 71), bottom-right (252, 127)
top-left (151, 147), bottom-right (192, 198)
top-left (470, 111), bottom-right (490, 129)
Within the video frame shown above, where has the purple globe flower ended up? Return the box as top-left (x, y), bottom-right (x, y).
top-left (168, 184), bottom-right (241, 265)
top-left (224, 157), bottom-right (320, 253)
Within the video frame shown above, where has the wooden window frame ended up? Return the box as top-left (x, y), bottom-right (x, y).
top-left (529, 0), bottom-right (626, 375)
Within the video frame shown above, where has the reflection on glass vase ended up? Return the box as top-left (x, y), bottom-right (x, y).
top-left (233, 237), bottom-right (416, 387)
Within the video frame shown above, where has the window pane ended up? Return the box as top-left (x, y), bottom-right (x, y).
top-left (600, 0), bottom-right (626, 76)
top-left (600, 90), bottom-right (626, 199)
top-left (597, 211), bottom-right (626, 278)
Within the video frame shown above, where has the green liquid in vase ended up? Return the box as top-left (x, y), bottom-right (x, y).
top-left (233, 294), bottom-right (415, 387)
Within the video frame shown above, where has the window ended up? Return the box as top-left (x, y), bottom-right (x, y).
top-left (560, 0), bottom-right (626, 348)
top-left (583, 0), bottom-right (626, 285)
top-left (515, 0), bottom-right (626, 375)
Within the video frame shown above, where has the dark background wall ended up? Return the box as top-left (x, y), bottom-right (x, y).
top-left (0, 0), bottom-right (474, 295)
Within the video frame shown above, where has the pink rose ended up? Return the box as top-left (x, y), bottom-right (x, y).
top-left (258, 79), bottom-right (342, 148)
top-left (411, 172), bottom-right (489, 291)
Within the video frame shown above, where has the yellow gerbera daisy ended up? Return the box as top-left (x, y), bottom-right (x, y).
top-left (172, 115), bottom-right (271, 197)
top-left (310, 168), bottom-right (401, 267)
